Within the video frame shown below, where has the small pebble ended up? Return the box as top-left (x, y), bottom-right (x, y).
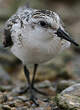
top-left (2, 105), bottom-right (11, 110)
top-left (0, 93), bottom-right (8, 103)
top-left (17, 96), bottom-right (28, 102)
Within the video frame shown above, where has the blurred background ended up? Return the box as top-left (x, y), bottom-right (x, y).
top-left (0, 0), bottom-right (80, 85)
top-left (0, 0), bottom-right (80, 109)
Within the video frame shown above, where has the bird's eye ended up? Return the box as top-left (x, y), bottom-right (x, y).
top-left (39, 21), bottom-right (47, 27)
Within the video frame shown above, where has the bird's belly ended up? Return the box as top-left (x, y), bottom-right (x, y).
top-left (11, 45), bottom-right (59, 64)
top-left (11, 48), bottom-right (52, 64)
top-left (11, 39), bottom-right (70, 64)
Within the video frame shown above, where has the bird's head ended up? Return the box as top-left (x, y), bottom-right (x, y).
top-left (3, 9), bottom-right (79, 48)
top-left (28, 9), bottom-right (79, 46)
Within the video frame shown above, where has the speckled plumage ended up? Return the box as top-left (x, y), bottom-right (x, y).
top-left (4, 7), bottom-right (71, 64)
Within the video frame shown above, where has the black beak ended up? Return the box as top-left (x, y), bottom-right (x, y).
top-left (55, 27), bottom-right (79, 46)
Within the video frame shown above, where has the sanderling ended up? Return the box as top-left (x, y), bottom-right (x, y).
top-left (3, 7), bottom-right (79, 106)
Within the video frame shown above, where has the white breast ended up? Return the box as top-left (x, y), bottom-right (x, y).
top-left (11, 37), bottom-right (70, 64)
top-left (11, 21), bottom-right (70, 64)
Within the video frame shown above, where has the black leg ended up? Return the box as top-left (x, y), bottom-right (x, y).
top-left (18, 65), bottom-right (48, 106)
top-left (31, 64), bottom-right (48, 96)
top-left (18, 65), bottom-right (30, 94)
top-left (31, 64), bottom-right (38, 88)
top-left (24, 65), bottom-right (39, 106)
top-left (24, 65), bottom-right (31, 86)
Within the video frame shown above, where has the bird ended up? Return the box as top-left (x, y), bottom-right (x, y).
top-left (2, 7), bottom-right (79, 106)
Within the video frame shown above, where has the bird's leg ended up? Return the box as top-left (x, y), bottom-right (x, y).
top-left (19, 65), bottom-right (47, 96)
top-left (31, 64), bottom-right (48, 96)
top-left (31, 64), bottom-right (38, 88)
top-left (18, 65), bottom-right (39, 106)
top-left (19, 65), bottom-right (38, 94)
top-left (24, 65), bottom-right (31, 86)
top-left (18, 65), bottom-right (30, 94)
top-left (24, 65), bottom-right (39, 106)
top-left (18, 65), bottom-right (48, 106)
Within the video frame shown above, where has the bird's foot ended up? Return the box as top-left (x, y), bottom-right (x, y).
top-left (18, 86), bottom-right (29, 94)
top-left (18, 85), bottom-right (48, 96)
top-left (17, 85), bottom-right (48, 106)
top-left (30, 93), bottom-right (39, 106)
top-left (17, 86), bottom-right (39, 106)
